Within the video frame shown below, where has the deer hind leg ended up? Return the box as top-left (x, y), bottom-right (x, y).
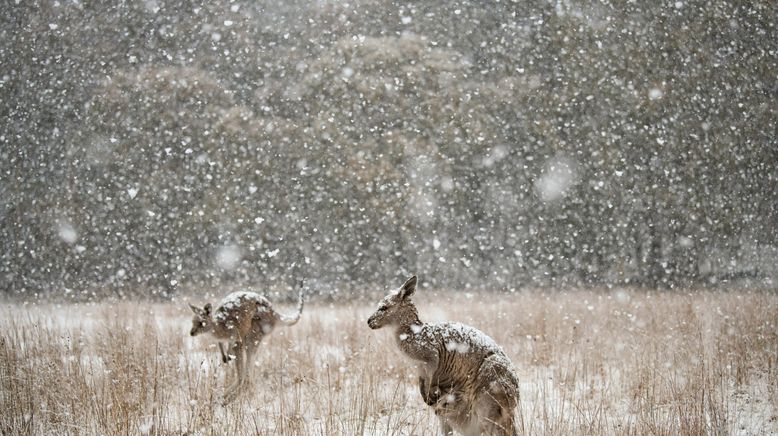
top-left (475, 394), bottom-right (516, 436)
top-left (242, 333), bottom-right (265, 387)
top-left (222, 339), bottom-right (246, 404)
top-left (475, 355), bottom-right (519, 436)
top-left (234, 339), bottom-right (247, 385)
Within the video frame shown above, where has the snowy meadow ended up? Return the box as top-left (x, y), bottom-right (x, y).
top-left (2, 289), bottom-right (776, 435)
top-left (3, 1), bottom-right (777, 435)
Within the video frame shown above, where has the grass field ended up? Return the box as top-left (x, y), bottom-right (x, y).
top-left (1, 288), bottom-right (777, 435)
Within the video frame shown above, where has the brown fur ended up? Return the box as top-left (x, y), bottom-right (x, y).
top-left (189, 290), bottom-right (303, 403)
top-left (368, 276), bottom-right (519, 436)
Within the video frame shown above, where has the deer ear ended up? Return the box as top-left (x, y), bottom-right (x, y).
top-left (189, 303), bottom-right (200, 314)
top-left (399, 275), bottom-right (417, 299)
top-left (203, 303), bottom-right (212, 315)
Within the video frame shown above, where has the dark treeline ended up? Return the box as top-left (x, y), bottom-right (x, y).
top-left (1, 0), bottom-right (776, 299)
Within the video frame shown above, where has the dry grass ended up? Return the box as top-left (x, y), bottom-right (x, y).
top-left (1, 289), bottom-right (777, 435)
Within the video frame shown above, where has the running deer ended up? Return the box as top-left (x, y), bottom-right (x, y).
top-left (189, 285), bottom-right (304, 403)
top-left (368, 276), bottom-right (519, 436)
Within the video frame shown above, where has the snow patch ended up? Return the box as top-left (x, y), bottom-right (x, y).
top-left (445, 340), bottom-right (471, 354)
top-left (213, 291), bottom-right (271, 323)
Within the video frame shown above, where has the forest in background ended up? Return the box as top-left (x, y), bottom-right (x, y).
top-left (1, 0), bottom-right (776, 299)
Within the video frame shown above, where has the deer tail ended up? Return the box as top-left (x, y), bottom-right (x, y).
top-left (277, 281), bottom-right (305, 326)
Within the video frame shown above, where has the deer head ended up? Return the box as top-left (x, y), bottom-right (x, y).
top-left (368, 275), bottom-right (420, 329)
top-left (189, 302), bottom-right (213, 336)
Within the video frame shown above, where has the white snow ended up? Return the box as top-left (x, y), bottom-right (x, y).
top-left (535, 156), bottom-right (578, 202)
top-left (649, 87), bottom-right (664, 100)
top-left (213, 291), bottom-right (271, 323)
top-left (216, 244), bottom-right (241, 270)
top-left (445, 340), bottom-right (470, 354)
top-left (411, 322), bottom-right (503, 356)
top-left (139, 419), bottom-right (152, 435)
top-left (58, 221), bottom-right (78, 244)
top-left (614, 288), bottom-right (630, 303)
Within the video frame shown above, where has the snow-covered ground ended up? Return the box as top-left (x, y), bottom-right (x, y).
top-left (1, 290), bottom-right (776, 435)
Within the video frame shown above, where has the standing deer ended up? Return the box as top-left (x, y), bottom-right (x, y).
top-left (368, 276), bottom-right (519, 436)
top-left (189, 285), bottom-right (304, 403)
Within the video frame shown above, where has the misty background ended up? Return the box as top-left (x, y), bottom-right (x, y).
top-left (1, 0), bottom-right (776, 300)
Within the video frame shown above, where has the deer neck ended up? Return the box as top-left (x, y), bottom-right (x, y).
top-left (395, 322), bottom-right (421, 338)
top-left (394, 308), bottom-right (421, 336)
top-left (209, 319), bottom-right (235, 341)
top-left (395, 316), bottom-right (436, 363)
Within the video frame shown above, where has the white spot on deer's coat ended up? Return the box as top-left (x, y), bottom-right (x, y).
top-left (445, 341), bottom-right (471, 354)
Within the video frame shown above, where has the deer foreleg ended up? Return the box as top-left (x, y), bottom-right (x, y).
top-left (218, 342), bottom-right (229, 363)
